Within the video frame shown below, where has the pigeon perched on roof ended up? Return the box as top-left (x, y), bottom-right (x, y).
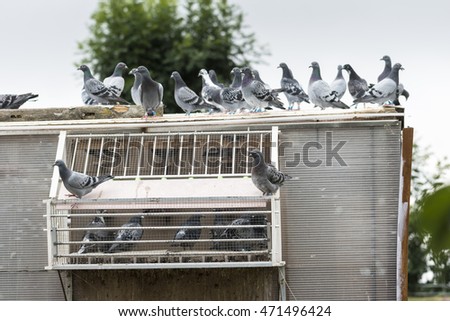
top-left (171, 71), bottom-right (217, 115)
top-left (129, 68), bottom-right (142, 106)
top-left (241, 68), bottom-right (285, 112)
top-left (52, 159), bottom-right (114, 198)
top-left (107, 216), bottom-right (144, 253)
top-left (330, 65), bottom-right (347, 100)
top-left (342, 64), bottom-right (369, 105)
top-left (0, 93), bottom-right (38, 109)
top-left (308, 62), bottom-right (349, 109)
top-left (135, 66), bottom-right (164, 118)
top-left (198, 69), bottom-right (225, 112)
top-left (377, 56), bottom-right (410, 106)
top-left (249, 149), bottom-right (291, 195)
top-left (78, 65), bottom-right (130, 105)
top-left (218, 214), bottom-right (267, 251)
top-left (103, 62), bottom-right (127, 97)
top-left (278, 62), bottom-right (310, 110)
top-left (77, 211), bottom-right (110, 254)
top-left (353, 63), bottom-right (404, 105)
top-left (171, 214), bottom-right (203, 250)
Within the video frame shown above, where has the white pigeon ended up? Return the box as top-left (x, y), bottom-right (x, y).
top-left (308, 62), bottom-right (349, 109)
top-left (330, 65), bottom-right (347, 100)
top-left (103, 62), bottom-right (128, 97)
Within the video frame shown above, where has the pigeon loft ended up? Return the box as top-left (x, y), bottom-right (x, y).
top-left (0, 107), bottom-right (412, 300)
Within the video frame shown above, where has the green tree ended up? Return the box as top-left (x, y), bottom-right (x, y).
top-left (408, 143), bottom-right (450, 294)
top-left (77, 0), bottom-right (266, 113)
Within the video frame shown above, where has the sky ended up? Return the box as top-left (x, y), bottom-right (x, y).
top-left (1, 0), bottom-right (450, 167)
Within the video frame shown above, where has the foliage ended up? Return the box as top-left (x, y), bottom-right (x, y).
top-left (77, 0), bottom-right (267, 113)
top-left (408, 143), bottom-right (450, 293)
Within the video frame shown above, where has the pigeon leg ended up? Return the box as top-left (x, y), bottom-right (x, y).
top-left (65, 193), bottom-right (78, 198)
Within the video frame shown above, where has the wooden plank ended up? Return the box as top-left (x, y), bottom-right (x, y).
top-left (400, 127), bottom-right (414, 300)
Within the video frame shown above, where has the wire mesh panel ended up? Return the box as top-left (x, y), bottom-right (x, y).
top-left (64, 131), bottom-right (273, 179)
top-left (46, 197), bottom-right (276, 269)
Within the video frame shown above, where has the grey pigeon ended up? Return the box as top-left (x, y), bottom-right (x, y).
top-left (103, 62), bottom-right (127, 97)
top-left (77, 212), bottom-right (110, 254)
top-left (218, 214), bottom-right (267, 251)
top-left (211, 212), bottom-right (234, 250)
top-left (171, 214), bottom-right (202, 250)
top-left (249, 149), bottom-right (291, 195)
top-left (209, 70), bottom-right (225, 88)
top-left (377, 56), bottom-right (410, 106)
top-left (378, 55), bottom-right (392, 82)
top-left (278, 62), bottom-right (310, 110)
top-left (241, 67), bottom-right (285, 112)
top-left (342, 64), bottom-right (369, 104)
top-left (308, 62), bottom-right (349, 109)
top-left (78, 65), bottom-right (130, 105)
top-left (171, 71), bottom-right (217, 115)
top-left (330, 65), bottom-right (347, 100)
top-left (107, 216), bottom-right (144, 253)
top-left (129, 68), bottom-right (142, 106)
top-left (135, 66), bottom-right (164, 118)
top-left (198, 69), bottom-right (225, 112)
top-left (353, 63), bottom-right (404, 105)
top-left (52, 159), bottom-right (114, 198)
top-left (0, 93), bottom-right (38, 109)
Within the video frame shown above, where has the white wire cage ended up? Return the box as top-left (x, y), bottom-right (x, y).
top-left (45, 128), bottom-right (284, 269)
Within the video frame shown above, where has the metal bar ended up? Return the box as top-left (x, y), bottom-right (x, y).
top-left (96, 137), bottom-right (104, 176)
top-left (191, 134), bottom-right (197, 175)
top-left (49, 131), bottom-right (67, 198)
top-left (110, 137), bottom-right (117, 176)
top-left (151, 136), bottom-right (157, 175)
top-left (246, 130), bottom-right (250, 174)
top-left (57, 225), bottom-right (268, 231)
top-left (66, 130), bottom-right (273, 138)
top-left (136, 136), bottom-right (144, 177)
top-left (70, 138), bottom-right (79, 171)
top-left (205, 134), bottom-right (210, 174)
top-left (83, 137), bottom-right (92, 174)
top-left (178, 135), bottom-right (184, 175)
top-left (164, 136), bottom-right (171, 176)
top-left (50, 210), bottom-right (271, 217)
top-left (123, 135), bottom-right (131, 177)
top-left (218, 134), bottom-right (223, 175)
top-left (232, 134), bottom-right (236, 174)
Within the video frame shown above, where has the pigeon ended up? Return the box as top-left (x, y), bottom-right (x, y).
top-left (107, 216), bottom-right (144, 253)
top-left (0, 93), bottom-right (38, 109)
top-left (219, 214), bottom-right (267, 251)
top-left (211, 212), bottom-right (235, 250)
top-left (249, 149), bottom-right (292, 195)
top-left (353, 63), bottom-right (404, 105)
top-left (77, 211), bottom-right (110, 254)
top-left (209, 70), bottom-right (225, 88)
top-left (308, 62), bottom-right (349, 109)
top-left (81, 86), bottom-right (96, 105)
top-left (330, 65), bottom-right (347, 100)
top-left (129, 67), bottom-right (142, 106)
top-left (170, 71), bottom-right (217, 115)
top-left (241, 67), bottom-right (285, 112)
top-left (78, 65), bottom-right (130, 105)
top-left (171, 214), bottom-right (202, 250)
top-left (198, 69), bottom-right (225, 112)
top-left (377, 55), bottom-right (392, 82)
top-left (103, 62), bottom-right (127, 97)
top-left (342, 64), bottom-right (369, 102)
top-left (135, 66), bottom-right (164, 118)
top-left (52, 159), bottom-right (114, 198)
top-left (377, 55), bottom-right (410, 106)
top-left (278, 62), bottom-right (310, 110)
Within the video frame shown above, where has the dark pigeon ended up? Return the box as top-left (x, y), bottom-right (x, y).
top-left (278, 62), bottom-right (310, 110)
top-left (107, 216), bottom-right (144, 253)
top-left (172, 214), bottom-right (202, 250)
top-left (135, 66), bottom-right (164, 118)
top-left (0, 93), bottom-right (38, 109)
top-left (77, 211), bottom-right (110, 254)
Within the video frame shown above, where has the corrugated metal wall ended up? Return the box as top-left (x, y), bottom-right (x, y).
top-left (279, 121), bottom-right (401, 300)
top-left (0, 135), bottom-right (64, 300)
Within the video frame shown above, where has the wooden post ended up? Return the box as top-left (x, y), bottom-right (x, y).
top-left (400, 127), bottom-right (414, 300)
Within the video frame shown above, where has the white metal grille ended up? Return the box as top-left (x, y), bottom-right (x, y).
top-left (46, 128), bottom-right (283, 269)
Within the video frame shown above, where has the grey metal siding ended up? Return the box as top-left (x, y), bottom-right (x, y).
top-left (0, 135), bottom-right (64, 300)
top-left (279, 122), bottom-right (401, 300)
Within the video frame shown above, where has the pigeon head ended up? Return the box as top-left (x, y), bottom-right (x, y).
top-left (93, 216), bottom-right (106, 224)
top-left (136, 65), bottom-right (150, 76)
top-left (170, 71), bottom-right (179, 79)
top-left (337, 65), bottom-right (343, 71)
top-left (249, 149), bottom-right (264, 166)
top-left (52, 159), bottom-right (66, 168)
top-left (230, 67), bottom-right (241, 75)
top-left (129, 68), bottom-right (137, 75)
top-left (342, 64), bottom-right (353, 72)
top-left (77, 65), bottom-right (90, 72)
top-left (381, 55), bottom-right (391, 62)
top-left (278, 62), bottom-right (288, 69)
top-left (309, 61), bottom-right (320, 69)
top-left (115, 62), bottom-right (127, 71)
top-left (393, 63), bottom-right (404, 71)
top-left (198, 69), bottom-right (208, 78)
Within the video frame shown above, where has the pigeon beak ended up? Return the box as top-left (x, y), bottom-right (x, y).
top-left (52, 162), bottom-right (56, 167)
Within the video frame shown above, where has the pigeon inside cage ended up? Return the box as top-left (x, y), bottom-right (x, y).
top-left (57, 205), bottom-right (271, 264)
